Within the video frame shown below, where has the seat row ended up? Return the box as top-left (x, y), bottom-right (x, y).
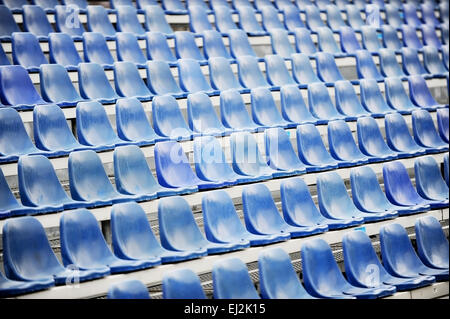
top-left (108, 215), bottom-right (448, 299)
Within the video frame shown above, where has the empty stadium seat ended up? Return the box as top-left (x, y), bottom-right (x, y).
top-left (251, 87), bottom-right (293, 128)
top-left (48, 33), bottom-right (83, 70)
top-left (340, 26), bottom-right (362, 54)
top-left (208, 57), bottom-right (247, 92)
top-left (260, 6), bottom-right (285, 32)
top-left (237, 55), bottom-right (271, 89)
top-left (423, 46), bottom-right (447, 75)
top-left (12, 32), bottom-right (48, 71)
top-left (115, 32), bottom-right (147, 67)
top-left (269, 29), bottom-right (295, 59)
top-left (421, 25), bottom-right (442, 49)
top-left (305, 5), bottom-right (326, 32)
top-left (162, 269), bottom-right (206, 299)
top-left (316, 27), bottom-right (343, 56)
top-left (345, 4), bottom-right (365, 30)
top-left (189, 5), bottom-right (213, 34)
top-left (283, 5), bottom-right (305, 31)
top-left (378, 49), bottom-right (406, 78)
top-left (107, 280), bottom-right (150, 299)
top-left (414, 156), bottom-right (449, 207)
top-left (111, 201), bottom-right (198, 264)
top-left (314, 52), bottom-right (345, 83)
top-left (22, 5), bottom-right (54, 39)
top-left (87, 5), bottom-right (116, 39)
top-left (34, 0), bottom-right (58, 13)
top-left (421, 3), bottom-right (441, 26)
top-left (401, 48), bottom-right (428, 76)
top-left (228, 29), bottom-right (258, 58)
top-left (178, 58), bottom-right (218, 95)
top-left (145, 31), bottom-right (177, 62)
top-left (401, 25), bottom-right (423, 50)
top-left (308, 82), bottom-right (348, 121)
top-left (359, 79), bottom-right (396, 117)
top-left (381, 25), bottom-right (403, 51)
top-left (327, 5), bottom-right (347, 31)
top-left (63, 0), bottom-right (88, 10)
top-left (409, 75), bottom-right (447, 110)
top-left (174, 31), bottom-right (205, 61)
top-left (60, 209), bottom-right (151, 273)
top-left (342, 230), bottom-right (435, 292)
top-left (264, 54), bottom-right (296, 87)
top-left (0, 268), bottom-right (53, 297)
top-left (236, 6), bottom-right (265, 36)
top-left (293, 28), bottom-right (317, 55)
top-left (334, 80), bottom-right (371, 120)
top-left (214, 5), bottom-right (238, 33)
top-left (384, 77), bottom-right (419, 114)
top-left (54, 5), bottom-right (86, 39)
top-left (202, 30), bottom-right (232, 60)
top-left (290, 53), bottom-right (320, 86)
top-left (380, 223), bottom-right (448, 281)
top-left (83, 32), bottom-right (115, 68)
top-left (412, 109), bottom-right (449, 152)
top-left (113, 62), bottom-right (153, 101)
top-left (360, 26), bottom-right (382, 53)
top-left (355, 50), bottom-right (384, 81)
top-left (403, 3), bottom-right (423, 27)
top-left (0, 5), bottom-right (20, 41)
top-left (116, 5), bottom-right (146, 37)
top-left (144, 5), bottom-right (173, 34)
top-left (259, 247), bottom-right (316, 299)
top-left (161, 0), bottom-right (187, 13)
top-left (78, 63), bottom-right (120, 103)
top-left (280, 84), bottom-right (321, 124)
top-left (383, 4), bottom-right (403, 29)
top-left (437, 108), bottom-right (449, 143)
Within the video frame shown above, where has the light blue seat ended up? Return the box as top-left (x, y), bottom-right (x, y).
top-left (115, 32), bottom-right (147, 67)
top-left (360, 26), bottom-right (382, 53)
top-left (269, 29), bottom-right (295, 59)
top-left (214, 5), bottom-right (238, 34)
top-left (314, 52), bottom-right (345, 83)
top-left (403, 3), bottom-right (423, 27)
top-left (264, 54), bottom-right (296, 87)
top-left (339, 26), bottom-right (362, 54)
top-left (305, 5), bottom-right (326, 32)
top-left (280, 84), bottom-right (321, 125)
top-left (414, 156), bottom-right (449, 208)
top-left (54, 5), bottom-right (86, 40)
top-left (237, 55), bottom-right (271, 89)
top-left (423, 46), bottom-right (447, 75)
top-left (408, 75), bottom-right (447, 110)
top-left (384, 77), bottom-right (419, 114)
top-left (290, 53), bottom-right (321, 86)
top-left (162, 269), bottom-right (206, 299)
top-left (412, 109), bottom-right (449, 153)
top-left (208, 57), bottom-right (247, 92)
top-left (283, 5), bottom-right (305, 31)
top-left (308, 82), bottom-right (348, 121)
top-left (86, 5), bottom-right (116, 40)
top-left (334, 80), bottom-right (371, 120)
top-left (144, 5), bottom-right (173, 34)
top-left (378, 49), bottom-right (406, 78)
top-left (293, 28), bottom-right (317, 55)
top-left (0, 268), bottom-right (54, 297)
top-left (236, 5), bottom-right (266, 36)
top-left (381, 25), bottom-right (403, 51)
top-left (401, 24), bottom-right (423, 50)
top-left (161, 0), bottom-right (187, 14)
top-left (360, 78), bottom-right (396, 117)
top-left (22, 5), bottom-right (54, 39)
top-left (78, 63), bottom-right (120, 103)
top-left (110, 0), bottom-right (134, 9)
top-left (178, 58), bottom-right (218, 95)
top-left (260, 5), bottom-right (285, 32)
top-left (421, 24), bottom-right (442, 49)
top-left (355, 49), bottom-right (384, 81)
top-left (345, 4), bottom-right (365, 30)
top-left (384, 4), bottom-right (404, 29)
top-left (327, 5), bottom-right (347, 31)
top-left (174, 31), bottom-right (205, 61)
top-left (12, 32), bottom-right (48, 72)
top-left (48, 32), bottom-right (83, 70)
top-left (107, 280), bottom-right (150, 299)
top-left (0, 5), bottom-right (20, 41)
top-left (228, 29), bottom-right (258, 58)
top-left (202, 30), bottom-right (232, 60)
top-left (421, 3), bottom-right (441, 26)
top-left (401, 47), bottom-right (428, 76)
top-left (116, 5), bottom-right (146, 38)
top-left (82, 32), bottom-right (115, 69)
top-left (113, 62), bottom-right (154, 101)
top-left (316, 27), bottom-right (343, 56)
top-left (251, 87), bottom-right (294, 128)
top-left (437, 108), bottom-right (449, 143)
top-left (188, 5), bottom-right (213, 34)
top-left (145, 31), bottom-right (177, 63)
top-left (62, 0), bottom-right (88, 10)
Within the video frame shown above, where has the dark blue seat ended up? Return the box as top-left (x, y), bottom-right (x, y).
top-left (202, 190), bottom-right (286, 246)
top-left (339, 26), bottom-right (362, 54)
top-left (39, 64), bottom-right (84, 107)
top-left (260, 6), bottom-right (285, 32)
top-left (236, 6), bottom-right (265, 36)
top-left (421, 25), bottom-right (442, 49)
top-left (403, 3), bottom-right (423, 27)
top-left (301, 238), bottom-right (394, 299)
top-left (378, 48), bottom-right (406, 78)
top-left (114, 145), bottom-right (188, 200)
top-left (162, 269), bottom-right (206, 299)
top-left (283, 5), bottom-right (305, 31)
top-left (381, 25), bottom-right (403, 51)
top-left (415, 216), bottom-right (449, 271)
top-left (178, 59), bottom-right (218, 95)
top-left (259, 247), bottom-right (316, 299)
top-left (414, 156), bottom-right (449, 208)
top-left (316, 27), bottom-right (343, 56)
top-left (220, 89), bottom-right (264, 132)
top-left (82, 32), bottom-right (115, 69)
top-left (48, 32), bottom-right (83, 70)
top-left (327, 119), bottom-right (370, 166)
top-left (445, 153), bottom-right (449, 186)
top-left (314, 52), bottom-right (345, 83)
top-left (423, 46), bottom-right (447, 75)
top-left (355, 50), bottom-right (384, 81)
top-left (174, 31), bottom-right (205, 61)
top-left (380, 223), bottom-right (448, 281)
top-left (111, 201), bottom-right (197, 264)
top-left (110, 0), bottom-right (134, 8)
top-left (384, 4), bottom-right (404, 29)
top-left (63, 0), bottom-right (88, 10)
top-left (0, 268), bottom-right (54, 297)
top-left (0, 5), bottom-right (20, 41)
top-left (33, 104), bottom-right (87, 154)
top-left (12, 32), bottom-right (48, 72)
top-left (69, 150), bottom-right (135, 206)
top-left (385, 112), bottom-right (427, 158)
top-left (54, 5), bottom-right (86, 40)
top-left (345, 4), bottom-right (365, 30)
top-left (116, 5), bottom-right (146, 38)
top-left (187, 92), bottom-right (232, 136)
top-left (208, 57), bottom-right (247, 92)
top-left (437, 108), bottom-right (449, 143)
top-left (189, 5), bottom-right (213, 33)
top-left (308, 82), bottom-right (348, 121)
top-left (3, 216), bottom-right (107, 286)
top-left (412, 109), bottom-right (449, 153)
top-left (161, 0), bottom-right (187, 13)
top-left (334, 80), bottom-right (371, 120)
top-left (144, 5), bottom-right (173, 34)
top-left (327, 5), bottom-right (347, 30)
top-left (342, 230), bottom-right (435, 292)
top-left (107, 280), bottom-right (150, 299)
top-left (265, 127), bottom-right (307, 176)
top-left (116, 98), bottom-right (165, 146)
top-left (228, 29), bottom-right (258, 58)
top-left (114, 62), bottom-right (153, 101)
top-left (290, 53), bottom-right (321, 86)
top-left (202, 30), bottom-right (232, 60)
top-left (213, 258), bottom-right (260, 299)
top-left (60, 209), bottom-right (152, 273)
top-left (86, 5), bottom-right (116, 40)
top-left (76, 101), bottom-right (128, 150)
top-left (78, 63), bottom-right (120, 103)
top-left (22, 5), bottom-right (54, 39)
top-left (409, 75), bottom-right (447, 110)
top-left (421, 3), bottom-right (441, 26)
top-left (280, 84), bottom-right (321, 125)
top-left (293, 28), bottom-right (317, 55)
top-left (214, 5), bottom-right (238, 33)
top-left (305, 5), bottom-right (326, 32)
top-left (116, 32), bottom-right (147, 67)
top-left (159, 196), bottom-right (246, 254)
top-left (401, 47), bottom-right (428, 76)
top-left (384, 77), bottom-right (419, 114)
top-left (0, 65), bottom-right (48, 110)
top-left (382, 161), bottom-right (433, 213)
top-left (359, 78), bottom-right (396, 117)
top-left (237, 55), bottom-right (271, 89)
top-left (145, 31), bottom-right (177, 63)
top-left (296, 124), bottom-right (340, 171)
top-left (264, 54), bottom-right (296, 87)
top-left (251, 87), bottom-right (294, 128)
top-left (401, 24), bottom-right (423, 50)
top-left (360, 26), bottom-right (382, 53)
top-left (230, 131), bottom-right (277, 181)
top-left (151, 94), bottom-right (196, 141)
top-left (269, 29), bottom-right (295, 59)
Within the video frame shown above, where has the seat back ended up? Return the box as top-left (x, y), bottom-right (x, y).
top-left (162, 269), bottom-right (206, 299)
top-left (48, 32), bottom-right (83, 68)
top-left (116, 5), bottom-right (145, 35)
top-left (116, 32), bottom-right (147, 65)
top-left (87, 5), bottom-right (116, 37)
top-left (107, 280), bottom-right (150, 299)
top-left (144, 5), bottom-right (173, 34)
top-left (23, 5), bottom-right (54, 37)
top-left (12, 32), bottom-right (48, 69)
top-left (145, 31), bottom-right (176, 62)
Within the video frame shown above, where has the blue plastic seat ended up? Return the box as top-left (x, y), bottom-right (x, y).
top-left (251, 87), bottom-right (294, 128)
top-left (178, 58), bottom-right (217, 95)
top-left (188, 92), bottom-right (231, 136)
top-left (269, 29), bottom-right (295, 59)
top-left (384, 77), bottom-right (419, 114)
top-left (48, 33), bottom-right (83, 70)
top-left (214, 5), bottom-right (238, 33)
top-left (202, 30), bottom-right (232, 60)
top-left (401, 47), bottom-right (428, 76)
top-left (280, 84), bottom-right (321, 125)
top-left (296, 124), bottom-right (340, 171)
top-left (78, 63), bottom-right (120, 103)
top-left (334, 80), bottom-right (371, 120)
top-left (350, 165), bottom-right (424, 216)
top-left (415, 216), bottom-right (449, 271)
top-left (161, 0), bottom-right (187, 13)
top-left (0, 5), bottom-right (20, 41)
top-left (228, 29), bottom-right (257, 58)
top-left (34, 0), bottom-right (59, 12)
top-left (301, 238), bottom-right (393, 299)
top-left (136, 0), bottom-right (158, 9)
top-left (233, 0), bottom-right (253, 9)
top-left (314, 52), bottom-right (345, 83)
top-left (22, 5), bottom-right (54, 39)
top-left (316, 27), bottom-right (343, 56)
top-left (414, 156), bottom-right (449, 208)
top-left (345, 4), bottom-right (365, 30)
top-left (409, 75), bottom-right (446, 110)
top-left (39, 64), bottom-right (84, 107)
top-left (326, 5), bottom-right (347, 30)
top-left (307, 82), bottom-right (348, 121)
top-left (82, 32), bottom-right (115, 69)
top-left (61, 209), bottom-right (152, 273)
top-left (304, 5), bottom-right (326, 32)
top-left (111, 201), bottom-right (198, 264)
top-left (381, 25), bottom-right (403, 51)
top-left (421, 25), bottom-right (442, 49)
top-left (144, 5), bottom-right (173, 34)
top-left (382, 161), bottom-right (433, 212)
top-left (236, 6), bottom-right (265, 36)
top-left (210, 0), bottom-right (231, 10)
top-left (380, 223), bottom-right (448, 281)
top-left (357, 116), bottom-right (399, 162)
top-left (237, 55), bottom-right (271, 89)
top-left (264, 54), bottom-right (296, 87)
top-left (86, 5), bottom-right (116, 39)
top-left (359, 79), bottom-right (396, 117)
top-left (107, 280), bottom-right (150, 299)
top-left (260, 6), bottom-right (285, 32)
top-left (401, 25), bottom-right (423, 50)
top-left (403, 3), bottom-right (422, 27)
top-left (63, 0), bottom-right (88, 10)
top-left (355, 50), bottom-right (384, 81)
top-left (378, 48), bottom-right (405, 78)
top-left (208, 57), bottom-right (246, 92)
top-left (113, 62), bottom-right (154, 101)
top-left (3, 216), bottom-right (107, 286)
top-left (110, 0), bottom-right (134, 8)
top-left (0, 268), bottom-right (54, 297)
top-left (360, 26), bottom-right (382, 53)
top-left (220, 89), bottom-right (263, 132)
top-left (290, 53), bottom-right (320, 86)
top-left (339, 26), bottom-right (362, 55)
top-left (162, 269), bottom-right (206, 299)
top-left (421, 4), bottom-right (441, 26)
top-left (293, 28), bottom-right (316, 55)
top-left (151, 95), bottom-right (194, 141)
top-left (423, 46), bottom-right (447, 75)
top-left (384, 4), bottom-right (404, 29)
top-left (188, 5), bottom-right (213, 34)
top-left (54, 5), bottom-right (86, 40)
top-left (254, 0), bottom-right (275, 9)
top-left (316, 0), bottom-right (332, 10)
top-left (145, 31), bottom-right (177, 63)
top-left (33, 104), bottom-right (87, 154)
top-left (76, 101), bottom-right (128, 150)
top-left (213, 258), bottom-right (260, 299)
top-left (327, 119), bottom-right (370, 165)
top-left (116, 98), bottom-right (165, 146)
top-left (437, 108), bottom-right (449, 143)
top-left (186, 0), bottom-right (210, 10)
top-left (0, 65), bottom-right (48, 110)
top-left (174, 31), bottom-right (204, 61)
top-left (116, 5), bottom-right (146, 37)
top-left (385, 112), bottom-right (427, 158)
top-left (12, 32), bottom-right (48, 71)
top-left (283, 5), bottom-right (305, 31)
top-left (342, 230), bottom-right (435, 292)
top-left (145, 60), bottom-right (184, 96)
top-left (116, 32), bottom-right (147, 67)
